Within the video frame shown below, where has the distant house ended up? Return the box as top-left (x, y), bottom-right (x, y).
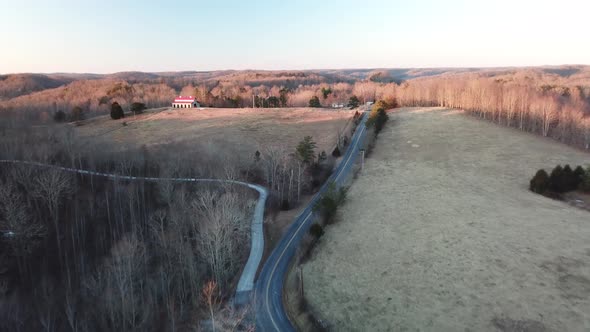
top-left (172, 96), bottom-right (200, 108)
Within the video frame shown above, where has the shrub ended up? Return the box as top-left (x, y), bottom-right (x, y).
top-left (309, 223), bottom-right (324, 239)
top-left (373, 108), bottom-right (388, 134)
top-left (549, 165), bottom-right (564, 193)
top-left (71, 106), bottom-right (84, 121)
top-left (373, 100), bottom-right (390, 110)
top-left (267, 96), bottom-right (280, 108)
top-left (53, 110), bottom-right (66, 122)
top-left (313, 182), bottom-right (347, 224)
top-left (308, 96), bottom-right (321, 108)
top-left (367, 105), bottom-right (389, 136)
top-left (573, 165), bottom-right (586, 189)
top-left (561, 165), bottom-right (575, 191)
top-left (348, 96), bottom-right (360, 109)
top-left (529, 169), bottom-right (550, 194)
top-left (581, 166), bottom-right (590, 192)
top-left (110, 102), bottom-right (124, 120)
top-left (331, 146), bottom-right (341, 157)
top-left (130, 102), bottom-right (147, 115)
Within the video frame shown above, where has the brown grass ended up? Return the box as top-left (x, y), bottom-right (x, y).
top-left (302, 108), bottom-right (590, 331)
top-left (75, 107), bottom-right (354, 159)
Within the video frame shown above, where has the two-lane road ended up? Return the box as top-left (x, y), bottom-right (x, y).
top-left (255, 111), bottom-right (369, 331)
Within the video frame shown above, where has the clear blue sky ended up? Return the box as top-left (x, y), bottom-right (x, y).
top-left (1, 0), bottom-right (589, 73)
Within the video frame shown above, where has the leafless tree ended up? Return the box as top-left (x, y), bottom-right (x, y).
top-left (32, 169), bottom-right (73, 259)
top-left (202, 280), bottom-right (219, 331)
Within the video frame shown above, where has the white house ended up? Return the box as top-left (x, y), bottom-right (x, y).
top-left (172, 96), bottom-right (200, 108)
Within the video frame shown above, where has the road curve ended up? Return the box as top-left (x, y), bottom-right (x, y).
top-left (0, 159), bottom-right (267, 299)
top-left (254, 111), bottom-right (369, 331)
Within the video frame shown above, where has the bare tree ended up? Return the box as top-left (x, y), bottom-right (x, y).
top-left (202, 280), bottom-right (219, 332)
top-left (194, 190), bottom-right (250, 289)
top-left (33, 170), bottom-right (73, 259)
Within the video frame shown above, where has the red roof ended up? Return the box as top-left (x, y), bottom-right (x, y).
top-left (173, 96), bottom-right (198, 103)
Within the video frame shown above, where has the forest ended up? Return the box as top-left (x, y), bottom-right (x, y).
top-left (1, 67), bottom-right (589, 151)
top-left (0, 124), bottom-right (266, 331)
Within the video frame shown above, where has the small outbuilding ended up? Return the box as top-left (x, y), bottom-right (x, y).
top-left (172, 96), bottom-right (200, 108)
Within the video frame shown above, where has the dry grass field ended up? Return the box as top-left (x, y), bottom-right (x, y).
top-left (303, 108), bottom-right (590, 331)
top-left (74, 107), bottom-right (353, 159)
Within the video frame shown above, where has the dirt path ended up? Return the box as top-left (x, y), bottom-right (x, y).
top-left (303, 108), bottom-right (590, 331)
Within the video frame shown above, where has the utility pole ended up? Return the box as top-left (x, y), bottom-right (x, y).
top-left (253, 94), bottom-right (255, 108)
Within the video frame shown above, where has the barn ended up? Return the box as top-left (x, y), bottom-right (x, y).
top-left (172, 96), bottom-right (201, 108)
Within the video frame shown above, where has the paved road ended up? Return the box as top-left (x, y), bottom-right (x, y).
top-left (0, 159), bottom-right (267, 299)
top-left (254, 111), bottom-right (369, 331)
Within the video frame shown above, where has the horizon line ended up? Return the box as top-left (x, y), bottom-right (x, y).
top-left (2, 64), bottom-right (589, 76)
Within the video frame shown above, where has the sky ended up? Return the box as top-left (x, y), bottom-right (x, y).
top-left (1, 0), bottom-right (589, 74)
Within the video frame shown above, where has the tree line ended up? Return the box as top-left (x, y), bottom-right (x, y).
top-left (2, 69), bottom-right (589, 151)
top-left (530, 164), bottom-right (590, 197)
top-left (391, 77), bottom-right (590, 150)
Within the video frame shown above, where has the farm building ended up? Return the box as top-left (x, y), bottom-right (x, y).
top-left (172, 96), bottom-right (201, 108)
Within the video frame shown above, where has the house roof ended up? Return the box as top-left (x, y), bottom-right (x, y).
top-left (173, 96), bottom-right (198, 103)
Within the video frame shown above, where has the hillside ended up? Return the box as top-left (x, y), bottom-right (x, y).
top-left (1, 66), bottom-right (589, 125)
top-left (0, 74), bottom-right (75, 100)
top-left (303, 108), bottom-right (590, 331)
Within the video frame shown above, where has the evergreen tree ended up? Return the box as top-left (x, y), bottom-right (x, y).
top-left (549, 165), bottom-right (564, 193)
top-left (581, 166), bottom-right (590, 192)
top-left (347, 95), bottom-right (360, 109)
top-left (130, 102), bottom-right (147, 115)
top-left (530, 169), bottom-right (550, 194)
top-left (110, 102), bottom-right (124, 120)
top-left (562, 164), bottom-right (576, 191)
top-left (573, 165), bottom-right (586, 189)
top-left (308, 96), bottom-right (321, 108)
top-left (267, 96), bottom-right (280, 108)
top-left (367, 105), bottom-right (389, 135)
top-left (296, 136), bottom-right (317, 164)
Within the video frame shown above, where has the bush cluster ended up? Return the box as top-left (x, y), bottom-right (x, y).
top-left (309, 223), bottom-right (325, 239)
top-left (530, 164), bottom-right (589, 196)
top-left (366, 100), bottom-right (391, 136)
top-left (313, 182), bottom-right (347, 225)
top-left (130, 102), bottom-right (147, 115)
top-left (347, 95), bottom-right (360, 109)
top-left (308, 96), bottom-right (321, 108)
top-left (53, 106), bottom-right (85, 123)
